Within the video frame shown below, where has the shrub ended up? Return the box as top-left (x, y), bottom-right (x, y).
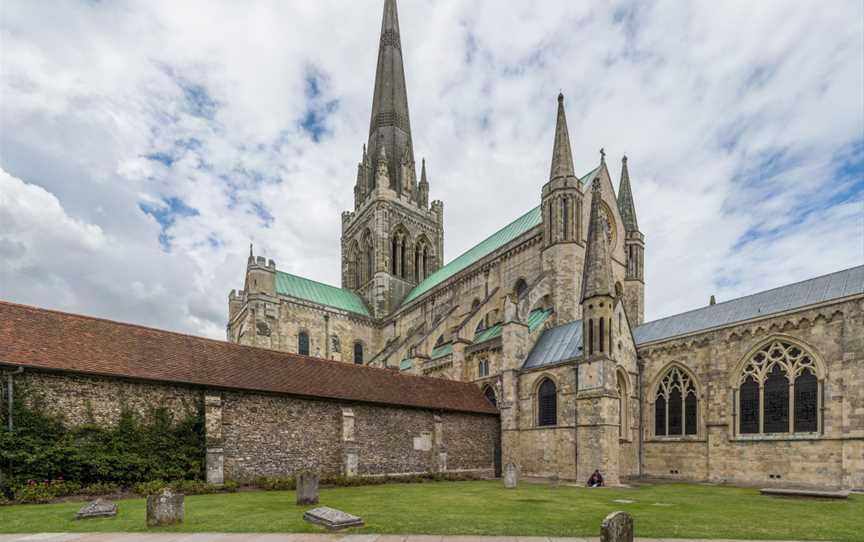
top-left (0, 385), bottom-right (205, 491)
top-left (222, 480), bottom-right (240, 493)
top-left (253, 476), bottom-right (295, 491)
top-left (133, 480), bottom-right (171, 496)
top-left (14, 481), bottom-right (59, 504)
top-left (80, 482), bottom-right (121, 496)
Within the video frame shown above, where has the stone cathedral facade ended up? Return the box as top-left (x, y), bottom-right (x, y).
top-left (227, 0), bottom-right (864, 489)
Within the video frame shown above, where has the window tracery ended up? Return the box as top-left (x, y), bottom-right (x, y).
top-left (735, 340), bottom-right (822, 435)
top-left (654, 366), bottom-right (698, 437)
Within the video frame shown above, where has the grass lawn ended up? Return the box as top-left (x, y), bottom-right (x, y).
top-left (0, 480), bottom-right (860, 540)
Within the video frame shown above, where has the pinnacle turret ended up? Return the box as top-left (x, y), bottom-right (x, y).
top-left (581, 178), bottom-right (615, 302)
top-left (617, 155), bottom-right (639, 232)
top-left (549, 93), bottom-right (576, 181)
top-left (367, 0), bottom-right (414, 196)
top-left (418, 157), bottom-right (429, 208)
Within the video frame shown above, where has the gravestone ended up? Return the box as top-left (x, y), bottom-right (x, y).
top-left (304, 506), bottom-right (364, 530)
top-left (549, 474), bottom-right (560, 488)
top-left (75, 498), bottom-right (117, 520)
top-left (600, 510), bottom-right (633, 542)
top-left (503, 463), bottom-right (518, 489)
top-left (296, 470), bottom-right (320, 505)
top-left (146, 488), bottom-right (184, 527)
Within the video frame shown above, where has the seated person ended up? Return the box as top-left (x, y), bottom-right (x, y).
top-left (587, 469), bottom-right (604, 487)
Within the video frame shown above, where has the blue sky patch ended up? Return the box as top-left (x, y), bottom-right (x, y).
top-left (140, 197), bottom-right (200, 251)
top-left (299, 67), bottom-right (338, 142)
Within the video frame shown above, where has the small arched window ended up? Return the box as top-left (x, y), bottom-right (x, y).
top-left (298, 331), bottom-right (310, 356)
top-left (537, 378), bottom-right (557, 427)
top-left (654, 366), bottom-right (698, 437)
top-left (483, 386), bottom-right (497, 407)
top-left (478, 359), bottom-right (489, 377)
top-left (353, 341), bottom-right (364, 365)
top-left (735, 340), bottom-right (822, 435)
top-left (514, 279), bottom-right (528, 301)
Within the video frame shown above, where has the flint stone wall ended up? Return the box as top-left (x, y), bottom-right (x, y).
top-left (11, 370), bottom-right (498, 483)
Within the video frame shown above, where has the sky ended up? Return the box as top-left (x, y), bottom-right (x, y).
top-left (1, 0), bottom-right (862, 339)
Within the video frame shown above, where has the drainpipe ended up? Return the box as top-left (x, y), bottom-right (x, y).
top-left (2, 367), bottom-right (24, 432)
top-left (324, 314), bottom-right (331, 359)
top-left (637, 357), bottom-right (645, 477)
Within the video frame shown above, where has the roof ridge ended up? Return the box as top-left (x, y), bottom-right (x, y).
top-left (637, 264), bottom-right (864, 329)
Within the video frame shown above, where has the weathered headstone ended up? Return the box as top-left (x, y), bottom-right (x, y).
top-left (146, 488), bottom-right (184, 527)
top-left (296, 470), bottom-right (320, 505)
top-left (600, 510), bottom-right (633, 542)
top-left (304, 506), bottom-right (364, 530)
top-left (503, 463), bottom-right (518, 489)
top-left (75, 498), bottom-right (117, 520)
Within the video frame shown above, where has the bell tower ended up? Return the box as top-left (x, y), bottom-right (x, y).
top-left (340, 0), bottom-right (444, 318)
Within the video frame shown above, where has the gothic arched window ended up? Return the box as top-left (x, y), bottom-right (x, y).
top-left (537, 378), bottom-right (557, 427)
top-left (735, 340), bottom-right (822, 435)
top-left (483, 386), bottom-right (497, 407)
top-left (353, 341), bottom-right (364, 365)
top-left (478, 359), bottom-right (489, 377)
top-left (654, 365), bottom-right (698, 437)
top-left (298, 331), bottom-right (310, 356)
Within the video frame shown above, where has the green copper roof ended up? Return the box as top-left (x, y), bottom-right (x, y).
top-left (401, 168), bottom-right (598, 308)
top-left (431, 343), bottom-right (453, 359)
top-left (473, 323), bottom-right (503, 343)
top-left (527, 308), bottom-right (553, 332)
top-left (402, 206), bottom-right (543, 305)
top-left (276, 271), bottom-right (371, 317)
top-left (399, 358), bottom-right (412, 370)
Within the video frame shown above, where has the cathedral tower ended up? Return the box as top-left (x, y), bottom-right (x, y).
top-left (617, 156), bottom-right (645, 324)
top-left (341, 0), bottom-right (444, 318)
top-left (540, 94), bottom-right (585, 322)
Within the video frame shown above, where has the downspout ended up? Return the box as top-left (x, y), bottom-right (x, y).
top-left (2, 367), bottom-right (24, 432)
top-left (637, 357), bottom-right (645, 477)
top-left (324, 314), bottom-right (331, 359)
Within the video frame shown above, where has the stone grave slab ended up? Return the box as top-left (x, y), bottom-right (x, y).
top-left (600, 510), bottom-right (633, 542)
top-left (503, 463), bottom-right (518, 489)
top-left (296, 470), bottom-right (320, 505)
top-left (303, 506), bottom-right (364, 530)
top-left (146, 488), bottom-right (184, 527)
top-left (75, 498), bottom-right (117, 520)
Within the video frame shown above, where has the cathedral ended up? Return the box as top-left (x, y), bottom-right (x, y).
top-left (227, 0), bottom-right (864, 488)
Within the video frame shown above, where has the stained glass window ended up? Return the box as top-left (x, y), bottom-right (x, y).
top-left (353, 342), bottom-right (363, 365)
top-left (655, 396), bottom-right (666, 436)
top-left (298, 332), bottom-right (310, 356)
top-left (538, 379), bottom-right (557, 426)
top-left (669, 388), bottom-right (683, 435)
top-left (763, 364), bottom-right (789, 433)
top-left (685, 392), bottom-right (698, 435)
top-left (739, 376), bottom-right (759, 434)
top-left (794, 370), bottom-right (818, 432)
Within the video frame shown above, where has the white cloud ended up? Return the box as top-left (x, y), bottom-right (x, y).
top-left (0, 0), bottom-right (862, 338)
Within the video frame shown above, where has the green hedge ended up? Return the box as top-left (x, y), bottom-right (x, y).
top-left (0, 384), bottom-right (205, 498)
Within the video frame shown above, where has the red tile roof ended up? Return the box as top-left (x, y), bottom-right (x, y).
top-left (0, 301), bottom-right (498, 415)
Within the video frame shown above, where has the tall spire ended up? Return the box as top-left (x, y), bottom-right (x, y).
top-left (367, 0), bottom-right (414, 196)
top-left (549, 93), bottom-right (576, 181)
top-left (581, 179), bottom-right (615, 302)
top-left (418, 157), bottom-right (429, 208)
top-left (617, 155), bottom-right (639, 232)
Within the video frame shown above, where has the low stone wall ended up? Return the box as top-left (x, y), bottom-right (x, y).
top-left (11, 369), bottom-right (499, 483)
